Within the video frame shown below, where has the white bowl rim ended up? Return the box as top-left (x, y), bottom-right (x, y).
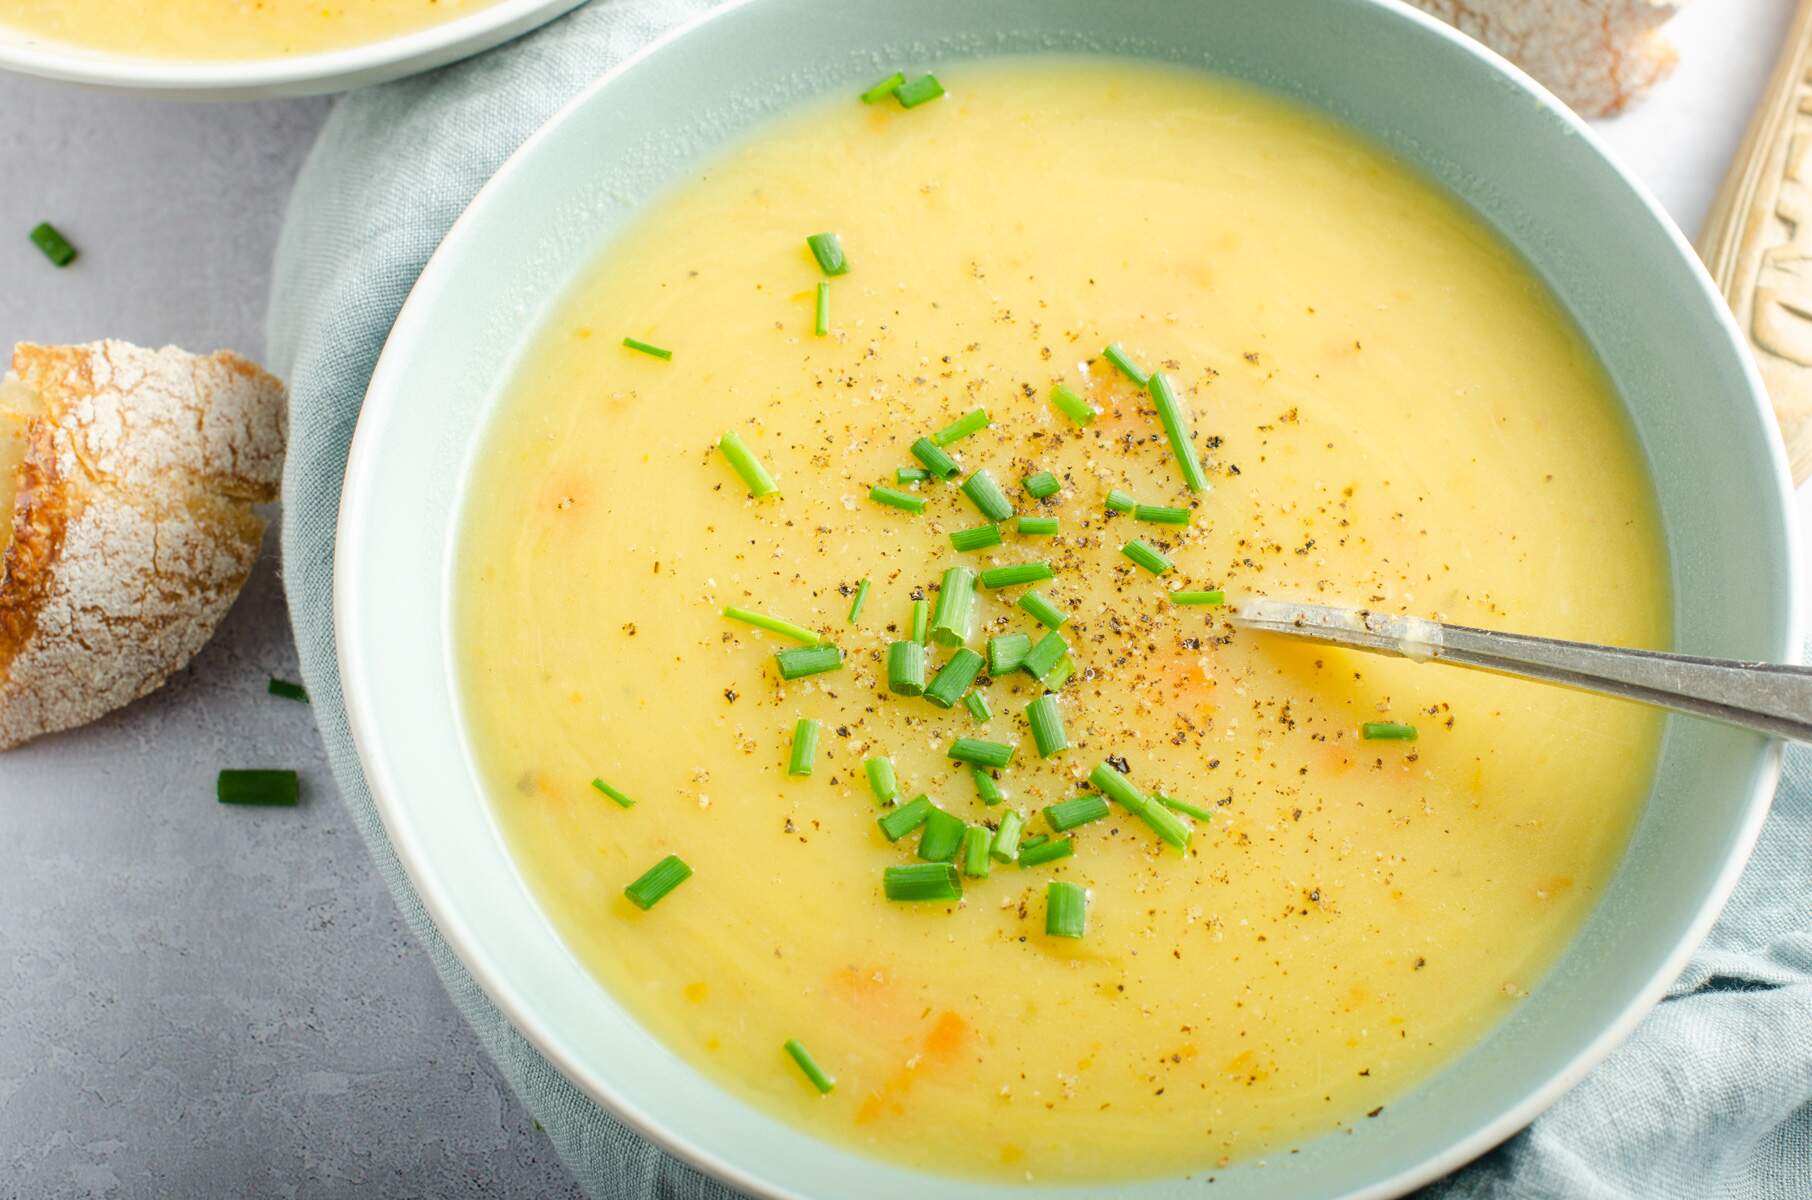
top-left (0, 0), bottom-right (585, 95)
top-left (334, 1), bottom-right (1806, 1196)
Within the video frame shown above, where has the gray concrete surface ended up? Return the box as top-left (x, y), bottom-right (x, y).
top-left (0, 80), bottom-right (580, 1199)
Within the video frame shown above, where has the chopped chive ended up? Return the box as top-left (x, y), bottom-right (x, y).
top-left (883, 861), bottom-right (961, 901)
top-left (918, 806), bottom-right (966, 862)
top-left (1105, 489), bottom-right (1136, 512)
top-left (931, 673), bottom-right (987, 725)
top-left (1090, 760), bottom-right (1190, 853)
top-left (887, 640), bottom-right (927, 695)
top-left (267, 677), bottom-right (309, 702)
top-left (1044, 654), bottom-right (1076, 692)
top-left (894, 73), bottom-right (945, 108)
top-left (724, 606), bottom-right (820, 645)
top-left (924, 648), bottom-right (984, 708)
top-left (870, 482), bottom-right (927, 513)
top-left (964, 690), bottom-right (993, 723)
top-left (216, 769), bottom-right (298, 807)
top-left (948, 737), bottom-right (1015, 769)
top-left (28, 222), bottom-right (76, 267)
top-left (988, 632), bottom-right (1031, 674)
top-left (870, 485), bottom-right (926, 513)
top-left (1102, 342), bottom-right (1150, 386)
top-left (934, 407), bottom-right (991, 445)
top-left (1172, 590), bottom-right (1226, 606)
top-left (1046, 880), bottom-right (1087, 938)
top-left (911, 436), bottom-right (961, 480)
top-left (788, 719), bottom-right (821, 776)
top-left (1020, 834), bottom-right (1049, 852)
top-left (961, 825), bottom-right (992, 878)
top-left (1044, 794), bottom-right (1107, 832)
top-left (813, 281), bottom-right (830, 336)
top-left (624, 855), bottom-right (692, 910)
top-left (591, 778), bottom-right (636, 808)
top-left (806, 232), bottom-right (848, 276)
top-left (775, 643), bottom-right (843, 680)
top-left (860, 71), bottom-right (907, 103)
top-left (1019, 837), bottom-right (1074, 868)
top-left (980, 562), bottom-right (1053, 589)
top-left (989, 809), bottom-right (1026, 862)
top-left (1134, 504), bottom-right (1190, 525)
top-left (1017, 590), bottom-right (1067, 629)
top-left (972, 767), bottom-right (1006, 806)
top-left (784, 1039), bottom-right (836, 1094)
top-left (1016, 516), bottom-right (1059, 536)
top-left (865, 756), bottom-right (899, 805)
top-left (910, 598), bottom-right (931, 644)
top-left (1025, 694), bottom-right (1068, 758)
top-left (897, 466), bottom-right (931, 484)
top-left (929, 566), bottom-right (976, 647)
top-left (1363, 721), bottom-right (1419, 741)
top-left (1156, 792), bottom-right (1215, 822)
top-left (848, 579), bottom-right (870, 623)
top-left (878, 795), bottom-right (933, 842)
top-left (1020, 630), bottom-right (1069, 683)
top-left (1022, 471), bottom-right (1060, 499)
top-left (1050, 382), bottom-right (1096, 426)
top-left (622, 336), bottom-right (673, 360)
top-left (950, 523), bottom-right (1002, 552)
top-left (1087, 760), bottom-right (1141, 807)
top-left (1137, 797), bottom-right (1195, 855)
top-left (718, 431), bottom-right (779, 498)
top-left (960, 468), bottom-right (1014, 522)
top-left (1148, 371), bottom-right (1212, 493)
top-left (1122, 539), bottom-right (1173, 575)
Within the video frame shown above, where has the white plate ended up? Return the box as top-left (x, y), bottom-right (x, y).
top-left (0, 0), bottom-right (587, 98)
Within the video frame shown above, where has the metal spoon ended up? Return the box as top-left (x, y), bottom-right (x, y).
top-left (1229, 597), bottom-right (1812, 743)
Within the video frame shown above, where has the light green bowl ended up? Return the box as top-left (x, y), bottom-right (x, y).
top-left (335, 1), bottom-right (1803, 1196)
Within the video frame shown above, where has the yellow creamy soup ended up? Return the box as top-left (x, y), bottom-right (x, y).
top-left (459, 62), bottom-right (1668, 1182)
top-left (0, 0), bottom-right (498, 59)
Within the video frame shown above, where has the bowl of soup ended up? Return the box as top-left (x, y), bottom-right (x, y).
top-left (0, 0), bottom-right (585, 96)
top-left (334, 0), bottom-right (1802, 1196)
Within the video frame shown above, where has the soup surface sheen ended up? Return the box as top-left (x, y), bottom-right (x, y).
top-left (459, 61), bottom-right (1668, 1183)
top-left (0, 0), bottom-right (498, 59)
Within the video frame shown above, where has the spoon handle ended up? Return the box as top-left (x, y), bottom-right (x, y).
top-left (1699, 0), bottom-right (1812, 484)
top-left (1424, 624), bottom-right (1812, 743)
top-left (1233, 600), bottom-right (1812, 742)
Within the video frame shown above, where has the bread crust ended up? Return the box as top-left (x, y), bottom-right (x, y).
top-left (1410, 0), bottom-right (1682, 117)
top-left (0, 341), bottom-right (286, 749)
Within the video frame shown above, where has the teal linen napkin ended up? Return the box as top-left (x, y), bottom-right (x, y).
top-left (266, 4), bottom-right (1812, 1195)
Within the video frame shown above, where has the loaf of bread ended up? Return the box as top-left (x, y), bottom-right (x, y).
top-left (0, 340), bottom-right (285, 750)
top-left (1409, 0), bottom-right (1683, 116)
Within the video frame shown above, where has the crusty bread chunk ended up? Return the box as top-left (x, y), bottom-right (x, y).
top-left (1409, 0), bottom-right (1682, 116)
top-left (0, 341), bottom-right (285, 750)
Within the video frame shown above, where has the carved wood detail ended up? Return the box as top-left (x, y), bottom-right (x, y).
top-left (1701, 0), bottom-right (1812, 484)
